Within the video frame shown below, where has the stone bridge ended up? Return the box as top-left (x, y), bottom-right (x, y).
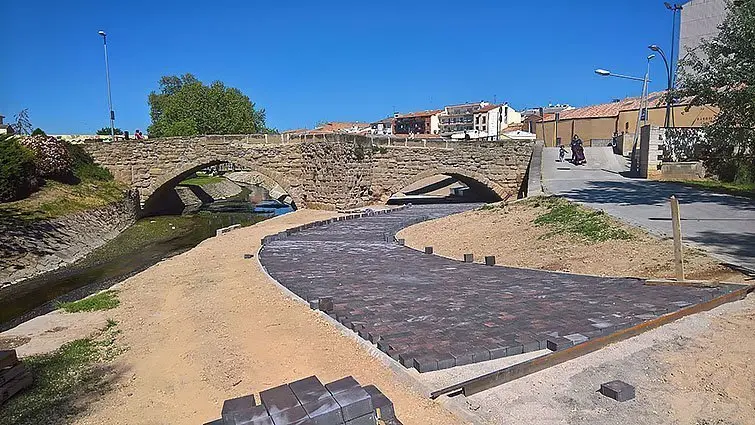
top-left (83, 134), bottom-right (534, 211)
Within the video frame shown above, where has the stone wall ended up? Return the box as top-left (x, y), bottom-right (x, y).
top-left (0, 190), bottom-right (139, 286)
top-left (84, 135), bottom-right (534, 210)
top-left (194, 179), bottom-right (242, 201)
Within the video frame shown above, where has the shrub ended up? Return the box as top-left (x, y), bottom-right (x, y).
top-left (31, 128), bottom-right (47, 137)
top-left (19, 135), bottom-right (73, 180)
top-left (0, 135), bottom-right (39, 202)
top-left (65, 142), bottom-right (113, 181)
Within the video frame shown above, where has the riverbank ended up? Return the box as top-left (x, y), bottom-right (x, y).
top-left (1, 209), bottom-right (464, 425)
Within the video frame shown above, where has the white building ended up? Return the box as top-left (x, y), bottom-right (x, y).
top-left (679, 0), bottom-right (728, 64)
top-left (472, 104), bottom-right (522, 140)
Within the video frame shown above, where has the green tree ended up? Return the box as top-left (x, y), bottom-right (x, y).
top-left (676, 0), bottom-right (755, 183)
top-left (96, 127), bottom-right (123, 135)
top-left (31, 128), bottom-right (47, 137)
top-left (11, 109), bottom-right (33, 135)
top-left (147, 73), bottom-right (267, 138)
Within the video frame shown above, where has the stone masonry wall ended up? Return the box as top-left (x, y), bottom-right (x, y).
top-left (0, 190), bottom-right (140, 287)
top-left (83, 135), bottom-right (534, 210)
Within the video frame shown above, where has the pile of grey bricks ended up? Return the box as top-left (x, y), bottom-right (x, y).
top-left (1, 349), bottom-right (33, 406)
top-left (205, 375), bottom-right (402, 425)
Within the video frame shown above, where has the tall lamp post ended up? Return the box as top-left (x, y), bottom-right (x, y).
top-left (98, 30), bottom-right (115, 140)
top-left (665, 2), bottom-right (683, 89)
top-left (595, 54), bottom-right (654, 150)
top-left (649, 45), bottom-right (672, 127)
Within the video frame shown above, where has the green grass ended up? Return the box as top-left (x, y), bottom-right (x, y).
top-left (178, 173), bottom-right (224, 186)
top-left (0, 324), bottom-right (123, 425)
top-left (531, 197), bottom-right (633, 242)
top-left (56, 291), bottom-right (120, 313)
top-left (666, 179), bottom-right (755, 199)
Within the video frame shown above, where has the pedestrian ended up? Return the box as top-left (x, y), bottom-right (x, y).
top-left (134, 129), bottom-right (144, 140)
top-left (559, 144), bottom-right (567, 162)
top-left (571, 134), bottom-right (586, 165)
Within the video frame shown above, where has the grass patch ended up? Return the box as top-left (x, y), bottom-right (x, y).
top-left (0, 325), bottom-right (123, 425)
top-left (179, 173), bottom-right (224, 186)
top-left (666, 179), bottom-right (755, 199)
top-left (56, 291), bottom-right (120, 313)
top-left (532, 197), bottom-right (632, 242)
top-left (0, 178), bottom-right (126, 222)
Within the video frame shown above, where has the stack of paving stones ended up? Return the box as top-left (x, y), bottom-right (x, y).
top-left (204, 375), bottom-right (402, 425)
top-left (259, 204), bottom-right (742, 373)
top-left (0, 349), bottom-right (33, 406)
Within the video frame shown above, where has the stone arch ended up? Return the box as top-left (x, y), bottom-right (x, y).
top-left (142, 156), bottom-right (303, 213)
top-left (388, 167), bottom-right (509, 202)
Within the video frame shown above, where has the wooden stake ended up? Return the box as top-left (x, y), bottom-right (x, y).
top-left (670, 195), bottom-right (685, 281)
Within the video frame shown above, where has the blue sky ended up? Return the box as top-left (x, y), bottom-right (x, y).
top-left (1, 0), bottom-right (683, 134)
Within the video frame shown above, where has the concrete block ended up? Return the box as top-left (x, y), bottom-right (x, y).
top-left (396, 239), bottom-right (405, 246)
top-left (333, 387), bottom-right (374, 422)
top-left (243, 253), bottom-right (254, 259)
top-left (546, 337), bottom-right (574, 352)
top-left (224, 405), bottom-right (272, 425)
top-left (452, 352), bottom-right (474, 366)
top-left (318, 298), bottom-right (334, 313)
top-left (308, 299), bottom-right (319, 310)
top-left (325, 376), bottom-right (361, 396)
top-left (289, 376), bottom-right (329, 405)
top-left (269, 405), bottom-right (308, 425)
top-left (345, 413), bottom-right (377, 425)
top-left (222, 394), bottom-right (256, 423)
top-left (259, 384), bottom-right (301, 415)
top-left (463, 253), bottom-right (474, 263)
top-left (484, 256), bottom-right (496, 266)
top-left (506, 344), bottom-right (523, 356)
top-left (563, 333), bottom-right (588, 345)
top-left (362, 385), bottom-right (395, 421)
top-left (488, 346), bottom-right (507, 359)
top-left (599, 380), bottom-right (636, 402)
top-left (412, 357), bottom-right (438, 373)
top-left (424, 246), bottom-right (433, 254)
top-left (301, 395), bottom-right (344, 425)
top-left (436, 356), bottom-right (456, 370)
top-left (0, 350), bottom-right (18, 369)
top-left (472, 349), bottom-right (490, 362)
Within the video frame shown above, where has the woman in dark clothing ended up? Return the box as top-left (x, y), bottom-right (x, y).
top-left (571, 134), bottom-right (586, 165)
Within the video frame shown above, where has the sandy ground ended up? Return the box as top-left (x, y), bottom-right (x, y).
top-left (5, 209), bottom-right (465, 425)
top-left (0, 310), bottom-right (108, 356)
top-left (397, 201), bottom-right (750, 282)
top-left (398, 201), bottom-right (755, 424)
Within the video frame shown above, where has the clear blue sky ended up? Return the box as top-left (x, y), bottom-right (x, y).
top-left (1, 0), bottom-right (683, 134)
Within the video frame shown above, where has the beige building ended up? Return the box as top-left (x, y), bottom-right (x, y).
top-left (534, 92), bottom-right (718, 147)
top-left (439, 102), bottom-right (490, 135)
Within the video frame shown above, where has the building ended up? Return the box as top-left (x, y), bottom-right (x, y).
top-left (370, 117), bottom-right (395, 135)
top-left (534, 92), bottom-right (717, 147)
top-left (284, 122), bottom-right (371, 136)
top-left (472, 104), bottom-right (522, 139)
top-left (0, 115), bottom-right (14, 135)
top-left (393, 110), bottom-right (442, 135)
top-left (679, 0), bottom-right (728, 65)
top-left (439, 102), bottom-right (491, 135)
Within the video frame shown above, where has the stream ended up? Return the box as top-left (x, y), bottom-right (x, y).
top-left (0, 191), bottom-right (292, 332)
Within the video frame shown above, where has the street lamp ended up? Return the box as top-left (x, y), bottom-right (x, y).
top-left (98, 30), bottom-right (115, 140)
top-left (595, 55), bottom-right (654, 151)
top-left (649, 44), bottom-right (672, 127)
top-left (665, 2), bottom-right (684, 89)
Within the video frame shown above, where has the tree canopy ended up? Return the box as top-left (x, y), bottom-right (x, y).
top-left (96, 127), bottom-right (123, 136)
top-left (677, 0), bottom-right (755, 183)
top-left (147, 74), bottom-right (268, 138)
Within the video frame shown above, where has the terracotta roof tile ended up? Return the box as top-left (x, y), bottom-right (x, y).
top-left (396, 109), bottom-right (442, 119)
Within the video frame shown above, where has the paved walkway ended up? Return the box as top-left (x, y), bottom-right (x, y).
top-left (259, 205), bottom-right (741, 373)
top-left (542, 147), bottom-right (755, 272)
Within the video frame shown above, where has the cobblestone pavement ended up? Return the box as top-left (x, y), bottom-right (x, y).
top-left (259, 204), bottom-right (742, 373)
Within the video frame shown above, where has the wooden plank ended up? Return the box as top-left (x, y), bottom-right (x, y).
top-left (0, 363), bottom-right (25, 386)
top-left (670, 196), bottom-right (685, 281)
top-left (0, 350), bottom-right (18, 369)
top-left (430, 285), bottom-right (753, 399)
top-left (0, 372), bottom-right (33, 406)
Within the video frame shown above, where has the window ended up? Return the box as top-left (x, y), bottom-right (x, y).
top-left (475, 116), bottom-right (479, 124)
top-left (482, 116), bottom-right (486, 124)
top-left (625, 122), bottom-right (629, 130)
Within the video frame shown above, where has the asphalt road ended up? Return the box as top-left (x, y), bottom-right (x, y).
top-left (541, 147), bottom-right (755, 272)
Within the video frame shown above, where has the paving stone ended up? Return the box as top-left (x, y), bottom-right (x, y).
top-left (362, 385), bottom-right (395, 421)
top-left (463, 253), bottom-right (474, 263)
top-left (484, 256), bottom-right (496, 266)
top-left (488, 346), bottom-right (508, 359)
top-left (269, 405), bottom-right (308, 425)
top-left (258, 204), bottom-right (742, 371)
top-left (412, 357), bottom-right (438, 372)
top-left (289, 376), bottom-right (329, 405)
top-left (301, 395), bottom-right (344, 425)
top-left (325, 376), bottom-right (361, 396)
top-left (424, 246), bottom-right (433, 254)
top-left (259, 384), bottom-right (300, 416)
top-left (600, 380), bottom-right (636, 402)
top-left (333, 387), bottom-right (374, 422)
top-left (546, 337), bottom-right (573, 352)
top-left (222, 395), bottom-right (256, 423)
top-left (224, 405), bottom-right (272, 425)
top-left (345, 413), bottom-right (377, 425)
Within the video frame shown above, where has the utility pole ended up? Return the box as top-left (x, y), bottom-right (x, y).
top-left (98, 30), bottom-right (115, 140)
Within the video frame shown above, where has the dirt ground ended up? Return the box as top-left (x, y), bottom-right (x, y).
top-left (397, 201), bottom-right (750, 283)
top-left (398, 201), bottom-right (755, 424)
top-left (15, 209), bottom-right (464, 425)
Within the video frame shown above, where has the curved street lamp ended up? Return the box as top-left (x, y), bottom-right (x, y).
top-left (649, 44), bottom-right (673, 127)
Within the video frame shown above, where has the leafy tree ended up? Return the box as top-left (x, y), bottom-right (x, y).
top-left (31, 128), bottom-right (47, 137)
top-left (677, 0), bottom-right (755, 183)
top-left (147, 73), bottom-right (267, 137)
top-left (96, 127), bottom-right (123, 135)
top-left (10, 109), bottom-right (33, 135)
top-left (0, 134), bottom-right (38, 202)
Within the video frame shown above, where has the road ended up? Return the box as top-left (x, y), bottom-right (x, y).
top-left (541, 147), bottom-right (755, 272)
